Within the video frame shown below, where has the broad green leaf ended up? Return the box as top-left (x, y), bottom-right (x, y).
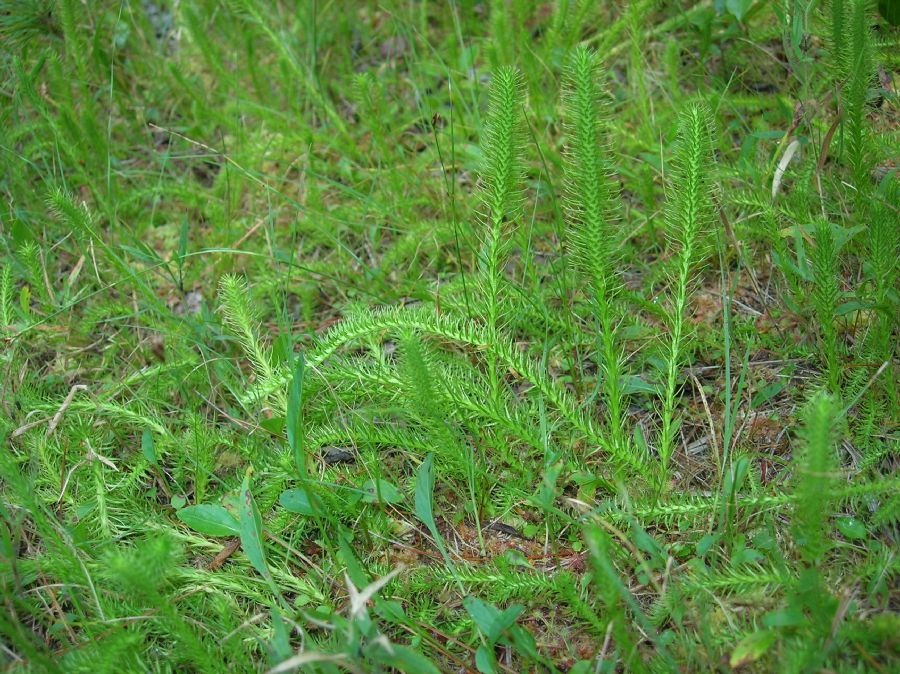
top-left (751, 379), bottom-right (788, 409)
top-left (463, 596), bottom-right (522, 643)
top-left (414, 454), bottom-right (459, 586)
top-left (19, 286), bottom-right (30, 315)
top-left (725, 0), bottom-right (753, 21)
top-left (375, 598), bottom-right (408, 624)
top-left (339, 531), bottom-right (369, 589)
top-left (585, 525), bottom-right (661, 646)
top-left (239, 472), bottom-right (270, 579)
top-left (287, 352), bottom-right (306, 477)
top-left (633, 423), bottom-right (648, 455)
top-left (730, 629), bottom-right (777, 668)
top-left (724, 457), bottom-right (750, 502)
top-left (268, 606), bottom-right (292, 663)
top-left (502, 549), bottom-right (532, 569)
top-left (835, 517), bottom-right (867, 540)
top-left (763, 605), bottom-right (804, 628)
top-left (836, 301), bottom-right (872, 316)
top-left (509, 624), bottom-right (539, 660)
top-left (259, 416), bottom-right (284, 436)
top-left (475, 645), bottom-right (497, 674)
top-left (362, 478), bottom-right (402, 504)
top-left (696, 533), bottom-right (719, 557)
top-left (415, 455), bottom-right (437, 524)
top-left (630, 522), bottom-right (665, 560)
top-left (278, 488), bottom-right (322, 516)
top-left (621, 374), bottom-right (661, 395)
top-left (730, 546), bottom-right (763, 567)
top-left (375, 644), bottom-right (442, 674)
top-left (176, 504), bottom-right (239, 537)
top-left (141, 428), bottom-right (157, 466)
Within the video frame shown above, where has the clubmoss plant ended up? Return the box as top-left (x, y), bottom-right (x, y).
top-left (844, 0), bottom-right (875, 202)
top-left (810, 219), bottom-right (842, 394)
top-left (561, 46), bottom-right (631, 463)
top-left (2, 3), bottom-right (897, 672)
top-left (657, 101), bottom-right (715, 487)
top-left (477, 66), bottom-right (526, 402)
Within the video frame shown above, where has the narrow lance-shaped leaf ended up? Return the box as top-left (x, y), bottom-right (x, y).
top-left (286, 351), bottom-right (306, 478)
top-left (463, 596), bottom-right (524, 644)
top-left (279, 488), bottom-right (322, 516)
top-left (415, 454), bottom-right (460, 589)
top-left (141, 428), bottom-right (157, 466)
top-left (239, 471), bottom-right (272, 580)
top-left (177, 504), bottom-right (240, 537)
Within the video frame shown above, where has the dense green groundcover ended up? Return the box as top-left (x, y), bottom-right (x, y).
top-left (1, 1), bottom-right (898, 672)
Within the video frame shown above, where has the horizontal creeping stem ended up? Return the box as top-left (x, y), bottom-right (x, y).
top-left (240, 306), bottom-right (651, 477)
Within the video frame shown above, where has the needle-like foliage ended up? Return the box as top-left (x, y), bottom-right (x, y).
top-left (792, 391), bottom-right (840, 565)
top-left (864, 178), bottom-right (898, 407)
top-left (844, 0), bottom-right (874, 200)
top-left (218, 274), bottom-right (286, 409)
top-left (658, 101), bottom-right (715, 484)
top-left (810, 220), bottom-right (842, 393)
top-left (2, 3), bottom-right (897, 672)
top-left (562, 45), bottom-right (630, 459)
top-left (478, 65), bottom-right (525, 397)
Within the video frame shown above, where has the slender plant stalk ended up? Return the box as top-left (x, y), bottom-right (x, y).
top-left (479, 66), bottom-right (525, 401)
top-left (562, 46), bottom-right (628, 459)
top-left (844, 0), bottom-right (874, 204)
top-left (810, 219), bottom-right (842, 394)
top-left (865, 179), bottom-right (899, 407)
top-left (658, 101), bottom-right (715, 487)
top-left (793, 391), bottom-right (840, 566)
top-left (829, 0), bottom-right (848, 80)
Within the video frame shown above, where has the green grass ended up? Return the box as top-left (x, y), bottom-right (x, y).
top-left (1, 1), bottom-right (898, 672)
